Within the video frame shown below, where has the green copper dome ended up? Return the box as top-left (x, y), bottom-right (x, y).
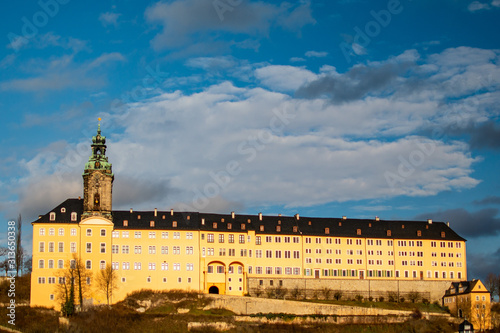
top-left (83, 119), bottom-right (113, 176)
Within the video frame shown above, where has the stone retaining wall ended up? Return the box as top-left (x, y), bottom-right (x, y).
top-left (248, 278), bottom-right (450, 302)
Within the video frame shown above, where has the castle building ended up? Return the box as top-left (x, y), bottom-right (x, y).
top-left (31, 122), bottom-right (468, 308)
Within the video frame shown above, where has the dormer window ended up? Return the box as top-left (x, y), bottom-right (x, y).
top-left (49, 212), bottom-right (56, 221)
top-left (417, 230), bottom-right (422, 237)
top-left (293, 226), bottom-right (298, 232)
top-left (276, 226), bottom-right (281, 232)
top-left (357, 229), bottom-right (361, 235)
top-left (137, 215), bottom-right (141, 220)
top-left (259, 225), bottom-right (264, 232)
top-left (325, 228), bottom-right (330, 234)
top-left (123, 220), bottom-right (128, 227)
top-left (61, 207), bottom-right (66, 213)
top-left (387, 230), bottom-right (391, 237)
top-left (150, 221), bottom-right (155, 227)
top-left (172, 221), bottom-right (178, 228)
top-left (441, 231), bottom-right (446, 238)
top-left (227, 223), bottom-right (232, 230)
top-left (71, 212), bottom-right (77, 221)
top-left (212, 222), bottom-right (217, 229)
top-left (339, 222), bottom-right (342, 226)
top-left (221, 218), bottom-right (224, 223)
top-left (241, 224), bottom-right (246, 230)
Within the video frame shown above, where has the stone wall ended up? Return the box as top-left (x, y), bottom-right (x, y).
top-left (205, 294), bottom-right (452, 319)
top-left (247, 277), bottom-right (451, 302)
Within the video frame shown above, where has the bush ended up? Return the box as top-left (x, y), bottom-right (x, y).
top-left (290, 287), bottom-right (303, 300)
top-left (355, 294), bottom-right (364, 302)
top-left (333, 290), bottom-right (343, 301)
top-left (321, 287), bottom-right (332, 300)
top-left (387, 291), bottom-right (397, 302)
top-left (400, 297), bottom-right (405, 303)
top-left (408, 291), bottom-right (420, 303)
top-left (378, 296), bottom-right (385, 302)
top-left (368, 296), bottom-right (374, 302)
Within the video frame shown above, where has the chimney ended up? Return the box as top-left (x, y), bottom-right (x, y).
top-left (231, 211), bottom-right (235, 219)
top-left (278, 213), bottom-right (282, 217)
top-left (427, 219), bottom-right (432, 224)
top-left (446, 222), bottom-right (450, 227)
top-left (201, 218), bottom-right (205, 225)
top-left (375, 216), bottom-right (380, 221)
top-left (295, 214), bottom-right (300, 220)
top-left (258, 212), bottom-right (262, 221)
top-left (78, 196), bottom-right (81, 200)
top-left (342, 216), bottom-right (347, 220)
top-left (154, 208), bottom-right (157, 217)
top-left (171, 209), bottom-right (174, 216)
top-left (130, 208), bottom-right (133, 213)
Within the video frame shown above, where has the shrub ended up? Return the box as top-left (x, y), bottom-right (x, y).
top-left (368, 296), bottom-right (374, 302)
top-left (355, 295), bottom-right (363, 302)
top-left (400, 297), bottom-right (405, 303)
top-left (408, 291), bottom-right (420, 303)
top-left (387, 291), bottom-right (397, 302)
top-left (333, 290), bottom-right (343, 301)
top-left (321, 287), bottom-right (332, 300)
top-left (378, 296), bottom-right (385, 302)
top-left (290, 287), bottom-right (303, 300)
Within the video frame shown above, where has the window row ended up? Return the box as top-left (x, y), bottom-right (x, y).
top-left (39, 228), bottom-right (77, 236)
top-left (39, 242), bottom-right (76, 253)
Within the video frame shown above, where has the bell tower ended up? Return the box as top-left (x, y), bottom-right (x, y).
top-left (82, 118), bottom-right (114, 220)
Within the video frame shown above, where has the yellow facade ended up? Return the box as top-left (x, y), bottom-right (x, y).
top-left (31, 207), bottom-right (468, 309)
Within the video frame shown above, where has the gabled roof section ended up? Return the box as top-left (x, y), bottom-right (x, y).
top-left (444, 279), bottom-right (490, 296)
top-left (32, 198), bottom-right (83, 224)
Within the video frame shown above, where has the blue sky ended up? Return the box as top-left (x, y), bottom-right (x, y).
top-left (1, 0), bottom-right (499, 281)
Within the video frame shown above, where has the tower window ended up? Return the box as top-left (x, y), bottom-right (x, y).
top-left (71, 212), bottom-right (77, 221)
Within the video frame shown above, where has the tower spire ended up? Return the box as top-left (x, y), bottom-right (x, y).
top-left (82, 118), bottom-right (114, 220)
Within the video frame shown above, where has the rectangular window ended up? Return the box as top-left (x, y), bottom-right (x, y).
top-left (134, 262), bottom-right (141, 270)
top-left (71, 228), bottom-right (77, 236)
top-left (112, 245), bottom-right (119, 254)
top-left (149, 263), bottom-right (156, 270)
top-left (101, 229), bottom-right (106, 237)
top-left (173, 232), bottom-right (180, 239)
top-left (149, 246), bottom-right (156, 254)
top-left (100, 243), bottom-right (106, 253)
top-left (162, 232), bottom-right (169, 239)
top-left (207, 233), bottom-right (214, 243)
top-left (161, 246), bottom-right (168, 254)
top-left (122, 231), bottom-right (129, 238)
top-left (86, 229), bottom-right (92, 236)
top-left (135, 231), bottom-right (141, 238)
top-left (112, 230), bottom-right (119, 238)
top-left (228, 234), bottom-right (234, 243)
top-left (239, 235), bottom-right (245, 244)
top-left (149, 232), bottom-right (156, 239)
top-left (293, 251), bottom-right (300, 259)
top-left (122, 245), bottom-right (129, 254)
top-left (256, 236), bottom-right (261, 245)
top-left (39, 242), bottom-right (45, 253)
top-left (48, 242), bottom-right (54, 252)
top-left (134, 246), bottom-right (141, 254)
top-left (86, 243), bottom-right (91, 253)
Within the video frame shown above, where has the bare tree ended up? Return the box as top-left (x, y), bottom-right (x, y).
top-left (95, 263), bottom-right (118, 305)
top-left (23, 256), bottom-right (32, 275)
top-left (15, 214), bottom-right (23, 276)
top-left (485, 273), bottom-right (498, 301)
top-left (56, 255), bottom-right (92, 312)
top-left (0, 247), bottom-right (9, 276)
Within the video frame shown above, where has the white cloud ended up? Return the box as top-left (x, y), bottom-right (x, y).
top-left (468, 1), bottom-right (490, 12)
top-left (145, 0), bottom-right (315, 51)
top-left (255, 65), bottom-right (318, 91)
top-left (99, 12), bottom-right (121, 27)
top-left (305, 51), bottom-right (328, 58)
top-left (0, 52), bottom-right (125, 92)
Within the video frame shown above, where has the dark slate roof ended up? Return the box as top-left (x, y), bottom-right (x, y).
top-left (32, 198), bottom-right (466, 241)
top-left (444, 280), bottom-right (490, 297)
